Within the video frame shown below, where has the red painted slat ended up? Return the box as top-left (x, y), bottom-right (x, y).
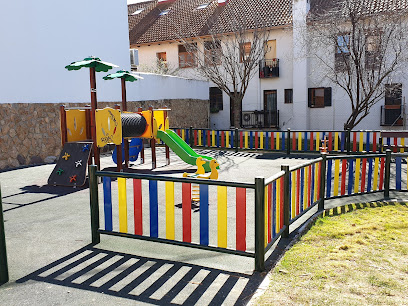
top-left (372, 132), bottom-right (377, 152)
top-left (255, 132), bottom-right (258, 149)
top-left (292, 132), bottom-right (296, 151)
top-left (328, 132), bottom-right (333, 151)
top-left (240, 132), bottom-right (243, 148)
top-left (194, 130), bottom-right (198, 146)
top-left (394, 137), bottom-right (398, 153)
top-left (307, 166), bottom-right (312, 206)
top-left (361, 158), bottom-right (367, 193)
top-left (221, 131), bottom-right (225, 148)
top-left (236, 188), bottom-right (246, 251)
top-left (271, 132), bottom-right (275, 150)
top-left (207, 130), bottom-right (211, 147)
top-left (353, 132), bottom-right (357, 152)
top-left (133, 179), bottom-right (143, 235)
top-left (268, 184), bottom-right (272, 243)
top-left (317, 162), bottom-right (321, 200)
top-left (182, 183), bottom-right (192, 242)
top-left (310, 132), bottom-right (314, 151)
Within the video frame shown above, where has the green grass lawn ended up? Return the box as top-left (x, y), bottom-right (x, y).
top-left (256, 202), bottom-right (408, 306)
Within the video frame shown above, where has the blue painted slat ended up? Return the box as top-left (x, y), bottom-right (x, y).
top-left (250, 131), bottom-right (253, 149)
top-left (366, 132), bottom-right (370, 152)
top-left (326, 160), bottom-right (332, 198)
top-left (216, 130), bottom-right (220, 148)
top-left (396, 157), bottom-right (402, 190)
top-left (367, 158), bottom-right (373, 192)
top-left (186, 129), bottom-right (189, 145)
top-left (304, 132), bottom-right (308, 151)
top-left (341, 132), bottom-right (346, 152)
top-left (282, 132), bottom-right (285, 151)
top-left (230, 130), bottom-right (234, 148)
top-left (149, 180), bottom-right (158, 238)
top-left (265, 132), bottom-right (269, 150)
top-left (348, 159), bottom-right (354, 195)
top-left (200, 184), bottom-right (209, 245)
top-left (103, 177), bottom-right (113, 231)
top-left (272, 181), bottom-right (276, 238)
top-left (387, 137), bottom-right (391, 146)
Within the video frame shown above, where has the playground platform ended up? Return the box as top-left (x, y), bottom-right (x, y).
top-left (0, 148), bottom-right (403, 305)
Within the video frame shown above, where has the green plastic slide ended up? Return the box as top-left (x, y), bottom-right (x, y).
top-left (156, 129), bottom-right (216, 172)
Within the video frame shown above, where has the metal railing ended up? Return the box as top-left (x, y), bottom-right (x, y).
top-left (259, 59), bottom-right (280, 78)
top-left (241, 110), bottom-right (279, 128)
top-left (380, 105), bottom-right (403, 126)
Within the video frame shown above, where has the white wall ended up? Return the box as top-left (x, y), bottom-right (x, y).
top-left (125, 72), bottom-right (209, 101)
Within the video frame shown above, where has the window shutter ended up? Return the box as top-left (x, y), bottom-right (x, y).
top-left (308, 88), bottom-right (312, 107)
top-left (324, 87), bottom-right (332, 106)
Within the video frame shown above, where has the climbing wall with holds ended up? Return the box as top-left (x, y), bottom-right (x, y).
top-left (48, 142), bottom-right (93, 187)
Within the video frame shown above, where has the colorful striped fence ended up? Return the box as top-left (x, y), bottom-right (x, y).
top-left (88, 149), bottom-right (403, 272)
top-left (0, 184), bottom-right (9, 285)
top-left (172, 128), bottom-right (382, 154)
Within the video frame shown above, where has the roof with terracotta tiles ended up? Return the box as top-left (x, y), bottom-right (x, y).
top-left (128, 0), bottom-right (293, 45)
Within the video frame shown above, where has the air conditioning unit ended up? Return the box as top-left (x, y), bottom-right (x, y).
top-left (130, 49), bottom-right (139, 69)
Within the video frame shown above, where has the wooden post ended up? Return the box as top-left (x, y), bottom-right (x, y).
top-left (121, 78), bottom-right (130, 168)
top-left (164, 110), bottom-right (170, 165)
top-left (149, 106), bottom-right (156, 169)
top-left (89, 67), bottom-right (100, 170)
top-left (88, 165), bottom-right (100, 245)
top-left (114, 104), bottom-right (123, 172)
top-left (59, 105), bottom-right (68, 146)
top-left (138, 107), bottom-right (145, 164)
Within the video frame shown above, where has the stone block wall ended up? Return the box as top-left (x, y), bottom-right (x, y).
top-left (0, 99), bottom-right (209, 170)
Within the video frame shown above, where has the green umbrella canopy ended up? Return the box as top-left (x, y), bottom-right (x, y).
top-left (103, 70), bottom-right (144, 82)
top-left (65, 56), bottom-right (118, 72)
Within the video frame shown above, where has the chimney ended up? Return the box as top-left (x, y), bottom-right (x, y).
top-left (218, 0), bottom-right (228, 6)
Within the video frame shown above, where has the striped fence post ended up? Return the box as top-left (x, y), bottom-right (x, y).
top-left (282, 165), bottom-right (290, 238)
top-left (384, 149), bottom-right (391, 199)
top-left (0, 184), bottom-right (9, 285)
top-left (89, 165), bottom-right (101, 245)
top-left (319, 154), bottom-right (327, 211)
top-left (254, 177), bottom-right (265, 272)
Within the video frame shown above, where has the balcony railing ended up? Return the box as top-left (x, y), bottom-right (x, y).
top-left (259, 59), bottom-right (279, 78)
top-left (241, 110), bottom-right (279, 128)
top-left (380, 105), bottom-right (403, 126)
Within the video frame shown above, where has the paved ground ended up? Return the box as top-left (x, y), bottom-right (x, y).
top-left (0, 147), bottom-right (402, 305)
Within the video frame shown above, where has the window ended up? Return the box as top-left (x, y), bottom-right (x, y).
top-left (239, 42), bottom-right (251, 62)
top-left (130, 49), bottom-right (138, 66)
top-left (210, 87), bottom-right (223, 113)
top-left (178, 44), bottom-right (197, 68)
top-left (156, 52), bottom-right (167, 62)
top-left (284, 89), bottom-right (293, 104)
top-left (308, 87), bottom-right (332, 108)
top-left (385, 83), bottom-right (402, 105)
top-left (132, 8), bottom-right (144, 15)
top-left (365, 34), bottom-right (381, 70)
top-left (335, 34), bottom-right (350, 71)
top-left (204, 40), bottom-right (222, 65)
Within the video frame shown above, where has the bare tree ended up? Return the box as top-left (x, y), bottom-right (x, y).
top-left (176, 17), bottom-right (270, 127)
top-left (138, 58), bottom-right (180, 76)
top-left (308, 0), bottom-right (408, 130)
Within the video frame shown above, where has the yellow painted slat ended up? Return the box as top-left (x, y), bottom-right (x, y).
top-left (316, 132), bottom-right (320, 151)
top-left (334, 132), bottom-right (339, 151)
top-left (334, 159), bottom-right (340, 196)
top-left (354, 158), bottom-right (361, 194)
top-left (118, 178), bottom-right (128, 233)
top-left (226, 131), bottom-right (230, 148)
top-left (314, 164), bottom-right (318, 202)
top-left (165, 182), bottom-right (175, 240)
top-left (182, 129), bottom-right (185, 141)
top-left (304, 167), bottom-right (308, 210)
top-left (298, 132), bottom-right (302, 151)
top-left (212, 130), bottom-right (216, 147)
top-left (373, 157), bottom-right (379, 191)
top-left (401, 138), bottom-right (405, 153)
top-left (260, 132), bottom-right (264, 149)
top-left (245, 131), bottom-right (248, 149)
top-left (276, 132), bottom-right (280, 150)
top-left (359, 132), bottom-right (364, 152)
top-left (198, 130), bottom-right (202, 146)
top-left (218, 186), bottom-right (228, 248)
top-left (264, 186), bottom-right (268, 247)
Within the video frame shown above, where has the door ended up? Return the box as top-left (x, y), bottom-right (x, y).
top-left (264, 90), bottom-right (278, 127)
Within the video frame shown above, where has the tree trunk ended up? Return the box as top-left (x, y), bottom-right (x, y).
top-left (231, 94), bottom-right (243, 128)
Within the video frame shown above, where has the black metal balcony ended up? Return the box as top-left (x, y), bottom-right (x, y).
top-left (380, 105), bottom-right (403, 126)
top-left (259, 59), bottom-right (279, 78)
top-left (241, 110), bottom-right (279, 128)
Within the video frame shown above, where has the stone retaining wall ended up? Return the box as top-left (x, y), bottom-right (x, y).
top-left (0, 99), bottom-right (209, 170)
